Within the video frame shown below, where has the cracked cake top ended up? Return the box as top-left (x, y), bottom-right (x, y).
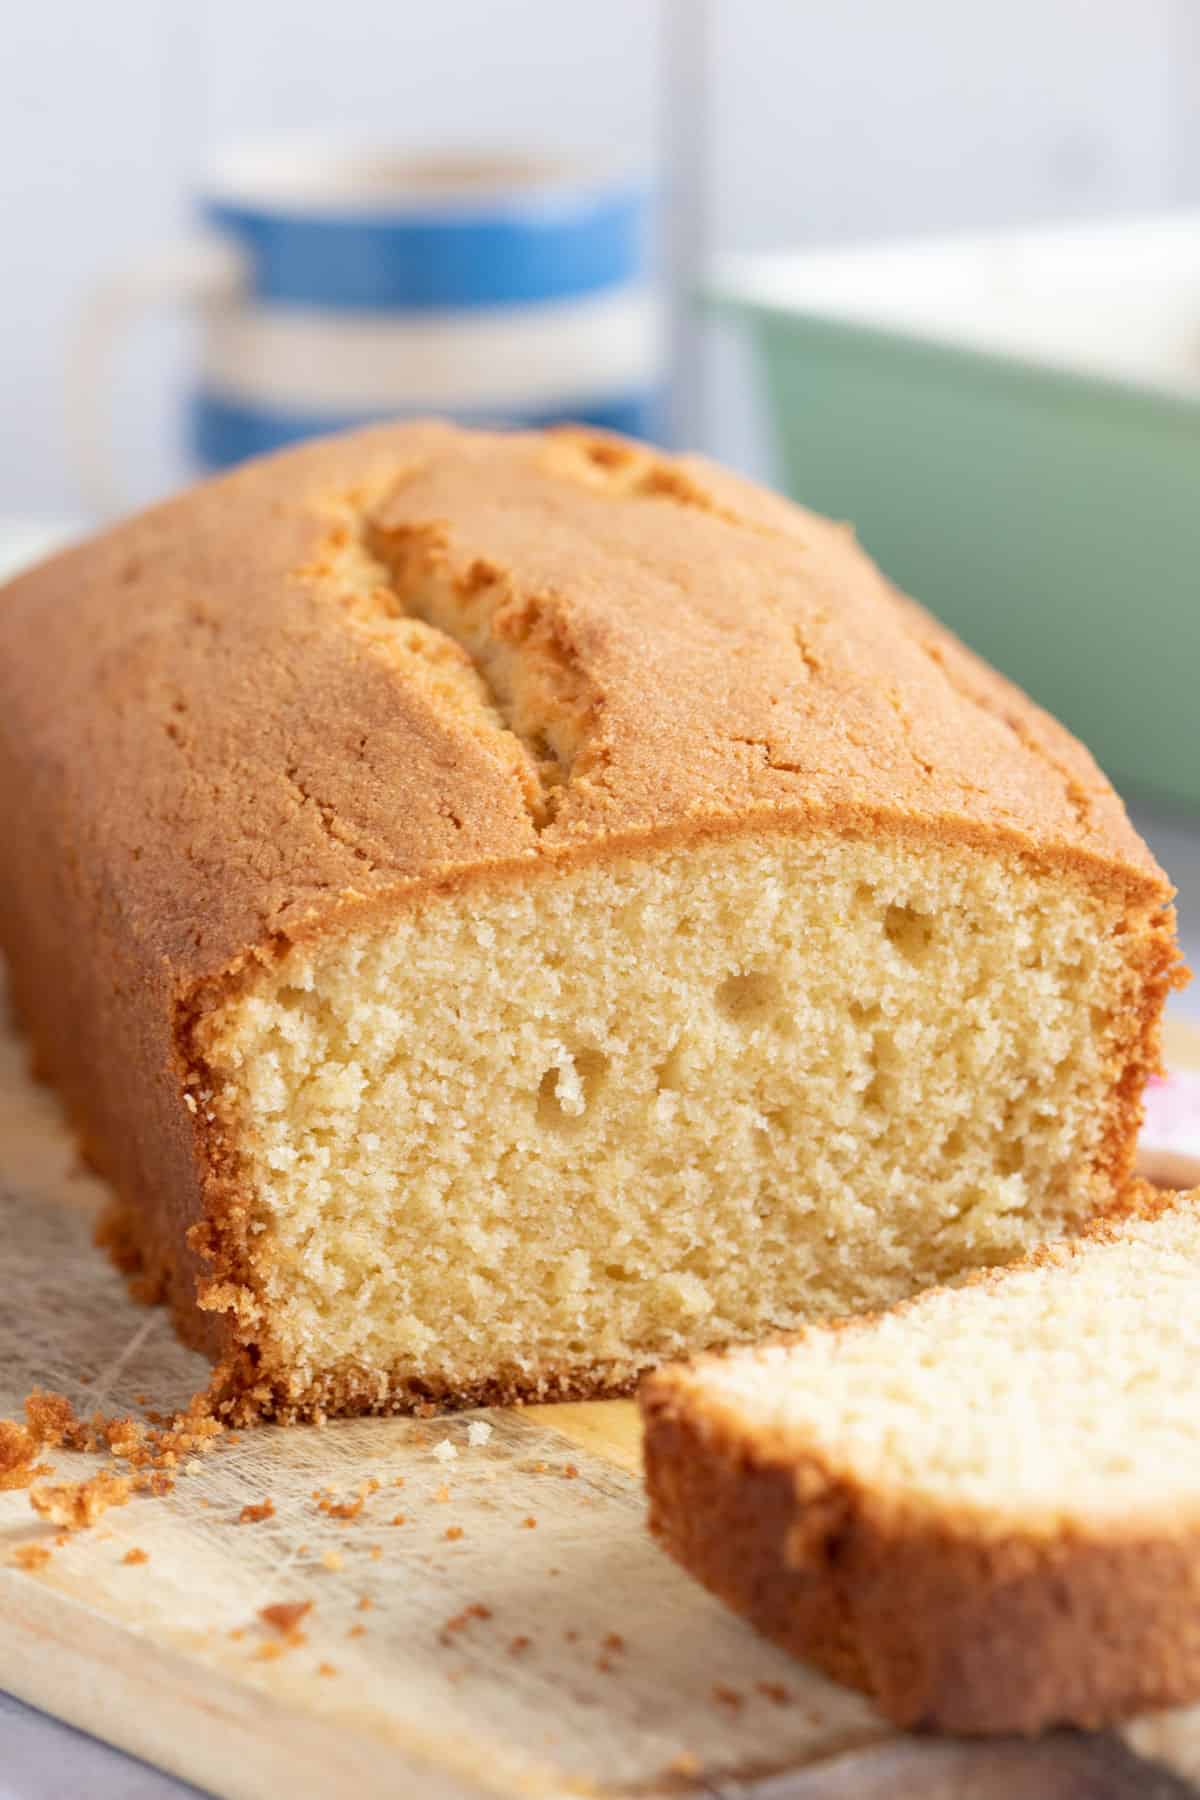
top-left (0, 419), bottom-right (1167, 995)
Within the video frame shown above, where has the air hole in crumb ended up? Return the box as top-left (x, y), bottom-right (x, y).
top-left (527, 728), bottom-right (559, 771)
top-left (679, 1247), bottom-right (713, 1277)
top-left (536, 1067), bottom-right (566, 1127)
top-left (883, 903), bottom-right (935, 965)
top-left (536, 1048), bottom-right (610, 1131)
top-left (574, 1047), bottom-right (609, 1092)
top-left (861, 1021), bottom-right (906, 1118)
top-left (717, 969), bottom-right (783, 1025)
top-left (603, 1263), bottom-right (635, 1283)
top-left (998, 1139), bottom-right (1026, 1177)
top-left (943, 1125), bottom-right (967, 1159)
top-left (862, 1070), bottom-right (897, 1112)
top-left (949, 1187), bottom-right (989, 1227)
top-left (849, 999), bottom-right (882, 1026)
top-left (655, 1048), bottom-right (686, 1092)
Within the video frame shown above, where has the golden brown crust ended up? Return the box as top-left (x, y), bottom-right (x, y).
top-left (640, 1187), bottom-right (1200, 1735)
top-left (0, 420), bottom-right (1183, 1415)
top-left (208, 1339), bottom-right (647, 1427)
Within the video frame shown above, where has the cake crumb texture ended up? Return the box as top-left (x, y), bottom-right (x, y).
top-left (199, 832), bottom-right (1170, 1415)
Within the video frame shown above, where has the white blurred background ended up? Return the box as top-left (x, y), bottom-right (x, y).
top-left (3, 0), bottom-right (1199, 515)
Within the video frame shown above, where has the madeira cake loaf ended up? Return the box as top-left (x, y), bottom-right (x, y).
top-left (0, 421), bottom-right (1181, 1419)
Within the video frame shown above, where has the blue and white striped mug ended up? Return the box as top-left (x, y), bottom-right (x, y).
top-left (71, 140), bottom-right (662, 515)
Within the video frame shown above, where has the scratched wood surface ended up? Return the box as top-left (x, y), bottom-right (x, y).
top-left (2, 984), bottom-right (1200, 1800)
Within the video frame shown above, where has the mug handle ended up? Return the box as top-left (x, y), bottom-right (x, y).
top-left (66, 238), bottom-right (246, 519)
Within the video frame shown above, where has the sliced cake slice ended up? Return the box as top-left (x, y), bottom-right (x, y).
top-left (642, 1187), bottom-right (1200, 1735)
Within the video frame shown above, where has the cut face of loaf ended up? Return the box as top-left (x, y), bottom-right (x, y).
top-left (641, 1189), bottom-right (1200, 1735)
top-left (0, 420), bottom-right (1182, 1420)
top-left (199, 836), bottom-right (1159, 1415)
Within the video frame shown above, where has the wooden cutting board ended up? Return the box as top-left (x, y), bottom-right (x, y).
top-left (2, 995), bottom-right (1200, 1800)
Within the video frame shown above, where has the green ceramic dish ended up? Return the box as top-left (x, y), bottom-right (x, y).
top-left (709, 224), bottom-right (1200, 812)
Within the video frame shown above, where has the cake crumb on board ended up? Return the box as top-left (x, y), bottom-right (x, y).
top-left (132, 1470), bottom-right (174, 1498)
top-left (24, 1391), bottom-right (79, 1449)
top-left (0, 1421), bottom-right (45, 1491)
top-left (3, 1386), bottom-right (222, 1536)
top-left (317, 1491), bottom-right (364, 1521)
top-left (8, 1543), bottom-right (52, 1571)
top-left (259, 1600), bottom-right (312, 1636)
top-left (238, 1497), bottom-right (275, 1524)
top-left (439, 1603), bottom-right (492, 1646)
top-left (0, 1389), bottom-right (85, 1490)
top-left (122, 1547), bottom-right (150, 1566)
top-left (30, 1469), bottom-right (132, 1530)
